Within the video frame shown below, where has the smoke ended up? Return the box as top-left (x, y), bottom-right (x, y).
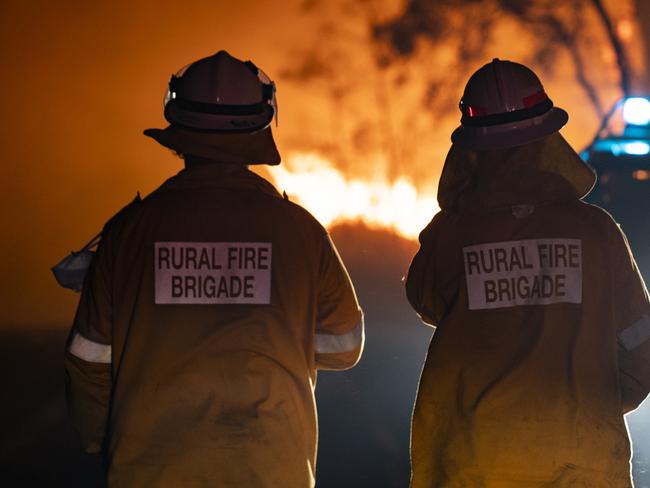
top-left (278, 0), bottom-right (645, 184)
top-left (0, 0), bottom-right (645, 328)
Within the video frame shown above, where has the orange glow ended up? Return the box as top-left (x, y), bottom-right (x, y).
top-left (269, 153), bottom-right (439, 239)
top-left (617, 19), bottom-right (634, 40)
top-left (633, 169), bottom-right (650, 181)
top-left (0, 0), bottom-right (645, 327)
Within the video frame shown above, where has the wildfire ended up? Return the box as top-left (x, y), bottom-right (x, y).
top-left (268, 153), bottom-right (440, 240)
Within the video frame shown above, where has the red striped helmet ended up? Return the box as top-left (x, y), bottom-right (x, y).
top-left (452, 59), bottom-right (568, 150)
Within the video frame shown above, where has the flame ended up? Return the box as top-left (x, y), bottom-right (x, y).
top-left (268, 153), bottom-right (439, 240)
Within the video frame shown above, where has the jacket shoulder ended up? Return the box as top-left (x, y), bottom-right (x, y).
top-left (101, 193), bottom-right (143, 234)
top-left (574, 200), bottom-right (621, 231)
top-left (273, 196), bottom-right (330, 236)
top-left (417, 210), bottom-right (458, 243)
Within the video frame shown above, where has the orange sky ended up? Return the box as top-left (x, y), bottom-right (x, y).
top-left (1, 0), bottom-right (308, 327)
top-left (0, 0), bottom-right (644, 327)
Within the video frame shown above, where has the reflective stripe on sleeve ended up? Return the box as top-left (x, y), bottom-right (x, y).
top-left (619, 314), bottom-right (650, 351)
top-left (68, 331), bottom-right (112, 364)
top-left (315, 319), bottom-right (364, 354)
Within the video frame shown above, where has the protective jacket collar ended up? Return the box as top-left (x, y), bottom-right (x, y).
top-left (438, 132), bottom-right (596, 213)
top-left (157, 164), bottom-right (283, 199)
top-left (144, 125), bottom-right (281, 165)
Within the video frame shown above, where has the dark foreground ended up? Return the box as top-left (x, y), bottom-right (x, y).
top-left (1, 225), bottom-right (649, 487)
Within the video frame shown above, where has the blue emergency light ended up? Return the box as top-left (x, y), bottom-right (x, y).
top-left (623, 97), bottom-right (650, 126)
top-left (620, 140), bottom-right (650, 155)
top-left (590, 139), bottom-right (650, 157)
top-left (582, 96), bottom-right (650, 160)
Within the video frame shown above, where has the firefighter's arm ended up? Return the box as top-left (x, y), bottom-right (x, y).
top-left (405, 212), bottom-right (456, 327)
top-left (610, 224), bottom-right (650, 413)
top-left (64, 236), bottom-right (113, 454)
top-left (618, 338), bottom-right (650, 414)
top-left (314, 232), bottom-right (364, 371)
top-left (617, 309), bottom-right (650, 413)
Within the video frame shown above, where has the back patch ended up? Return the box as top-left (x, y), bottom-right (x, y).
top-left (155, 242), bottom-right (272, 304)
top-left (463, 239), bottom-right (582, 310)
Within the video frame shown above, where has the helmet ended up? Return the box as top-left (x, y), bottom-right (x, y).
top-left (163, 50), bottom-right (277, 133)
top-left (451, 59), bottom-right (568, 150)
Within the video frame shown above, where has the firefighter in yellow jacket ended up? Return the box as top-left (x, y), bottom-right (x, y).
top-left (64, 51), bottom-right (364, 487)
top-left (406, 59), bottom-right (650, 487)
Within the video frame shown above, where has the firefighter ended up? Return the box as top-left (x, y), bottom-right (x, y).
top-left (406, 59), bottom-right (650, 487)
top-left (64, 50), bottom-right (364, 487)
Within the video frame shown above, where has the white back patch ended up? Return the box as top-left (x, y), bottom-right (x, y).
top-left (463, 238), bottom-right (582, 310)
top-left (155, 242), bottom-right (272, 305)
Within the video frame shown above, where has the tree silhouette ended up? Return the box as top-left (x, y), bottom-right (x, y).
top-left (374, 0), bottom-right (631, 119)
top-left (280, 0), bottom-right (636, 182)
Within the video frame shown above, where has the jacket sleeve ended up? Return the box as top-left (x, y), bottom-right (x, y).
top-left (314, 232), bottom-right (364, 371)
top-left (405, 211), bottom-right (460, 327)
top-left (64, 233), bottom-right (113, 453)
top-left (610, 223), bottom-right (650, 414)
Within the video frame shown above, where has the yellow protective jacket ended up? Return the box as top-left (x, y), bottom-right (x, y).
top-left (406, 138), bottom-right (650, 487)
top-left (64, 164), bottom-right (364, 487)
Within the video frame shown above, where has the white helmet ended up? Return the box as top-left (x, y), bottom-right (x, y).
top-left (163, 50), bottom-right (277, 133)
top-left (452, 59), bottom-right (568, 150)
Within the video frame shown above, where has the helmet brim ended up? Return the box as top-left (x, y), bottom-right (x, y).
top-left (451, 107), bottom-right (569, 151)
top-left (144, 125), bottom-right (281, 165)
